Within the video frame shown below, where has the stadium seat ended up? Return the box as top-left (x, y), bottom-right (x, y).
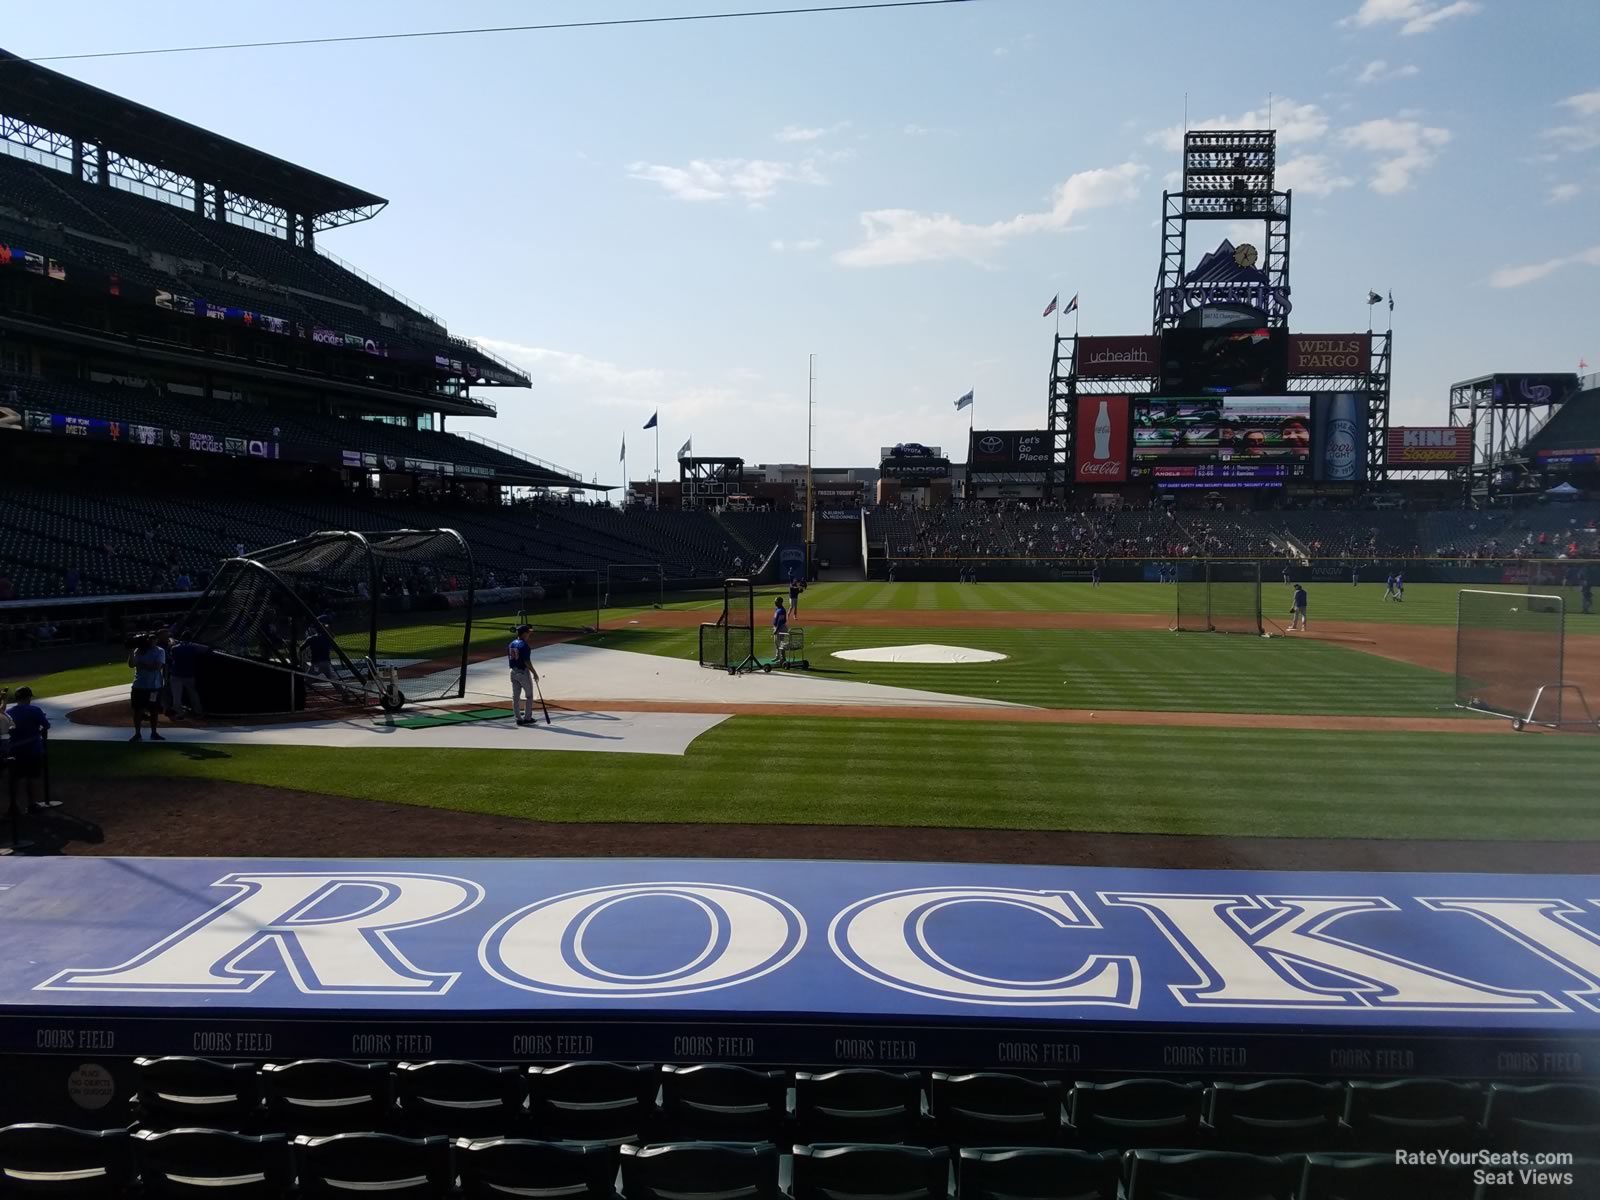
top-left (1066, 1078), bottom-right (1204, 1151)
top-left (0, 1123), bottom-right (136, 1195)
top-left (657, 1065), bottom-right (787, 1143)
top-left (1299, 1151), bottom-right (1475, 1200)
top-left (259, 1060), bottom-right (393, 1136)
top-left (1488, 1158), bottom-right (1600, 1200)
top-left (292, 1132), bottom-right (452, 1199)
top-left (929, 1073), bottom-right (1064, 1148)
top-left (1342, 1078), bottom-right (1484, 1151)
top-left (791, 1143), bottom-right (949, 1200)
top-left (525, 1062), bottom-right (659, 1145)
top-left (793, 1070), bottom-right (928, 1145)
top-left (134, 1127), bottom-right (293, 1198)
top-left (618, 1141), bottom-right (781, 1200)
top-left (455, 1137), bottom-right (620, 1200)
top-left (956, 1147), bottom-right (1121, 1200)
top-left (1204, 1079), bottom-right (1345, 1152)
top-left (132, 1056), bottom-right (264, 1133)
top-left (393, 1060), bottom-right (524, 1138)
top-left (1123, 1149), bottom-right (1299, 1200)
top-left (1483, 1082), bottom-right (1600, 1153)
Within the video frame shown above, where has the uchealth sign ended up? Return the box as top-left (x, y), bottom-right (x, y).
top-left (1075, 395), bottom-right (1129, 483)
top-left (1387, 426), bottom-right (1473, 467)
top-left (1288, 334), bottom-right (1371, 376)
top-left (1076, 336), bottom-right (1158, 378)
top-left (5, 858), bottom-right (1600, 1074)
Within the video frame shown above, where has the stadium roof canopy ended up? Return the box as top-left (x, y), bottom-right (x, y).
top-left (0, 49), bottom-right (385, 222)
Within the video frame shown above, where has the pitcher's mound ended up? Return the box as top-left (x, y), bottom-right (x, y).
top-left (832, 644), bottom-right (1008, 664)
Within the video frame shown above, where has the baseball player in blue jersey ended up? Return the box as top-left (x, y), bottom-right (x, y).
top-left (772, 597), bottom-right (789, 663)
top-left (508, 624), bottom-right (536, 725)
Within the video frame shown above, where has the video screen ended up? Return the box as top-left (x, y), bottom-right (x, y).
top-left (1133, 396), bottom-right (1311, 478)
top-left (1159, 327), bottom-right (1288, 395)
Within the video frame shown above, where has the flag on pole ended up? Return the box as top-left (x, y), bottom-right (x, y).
top-left (619, 434), bottom-right (626, 463)
top-left (678, 436), bottom-right (692, 458)
top-left (1042, 294), bottom-right (1058, 318)
top-left (1582, 358), bottom-right (1591, 370)
top-left (1366, 291), bottom-right (1383, 306)
top-left (954, 390), bottom-right (974, 412)
top-left (1387, 290), bottom-right (1394, 312)
top-left (643, 411), bottom-right (658, 430)
top-left (1062, 293), bottom-right (1079, 315)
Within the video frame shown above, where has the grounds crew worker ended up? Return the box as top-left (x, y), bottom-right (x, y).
top-left (508, 624), bottom-right (537, 726)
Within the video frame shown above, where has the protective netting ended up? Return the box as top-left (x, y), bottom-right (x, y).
top-left (1456, 589), bottom-right (1565, 723)
top-left (1175, 562), bottom-right (1262, 635)
top-left (605, 563), bottom-right (665, 610)
top-left (175, 529), bottom-right (473, 714)
top-left (520, 569), bottom-right (601, 634)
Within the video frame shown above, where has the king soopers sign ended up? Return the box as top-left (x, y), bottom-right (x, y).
top-left (5, 860), bottom-right (1599, 1074)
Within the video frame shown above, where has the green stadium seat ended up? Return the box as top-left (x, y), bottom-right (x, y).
top-left (1341, 1078), bottom-right (1483, 1151)
top-left (956, 1147), bottom-right (1120, 1200)
top-left (657, 1065), bottom-right (787, 1143)
top-left (1123, 1148), bottom-right (1299, 1200)
top-left (1205, 1079), bottom-right (1344, 1152)
top-left (794, 1070), bottom-right (928, 1145)
top-left (259, 1060), bottom-right (393, 1137)
top-left (618, 1140), bottom-right (781, 1200)
top-left (132, 1057), bottom-right (263, 1133)
top-left (525, 1062), bottom-right (659, 1145)
top-left (455, 1137), bottom-right (620, 1200)
top-left (1299, 1151), bottom-right (1475, 1200)
top-left (292, 1132), bottom-right (452, 1199)
top-left (393, 1060), bottom-right (524, 1139)
top-left (792, 1143), bottom-right (949, 1200)
top-left (930, 1073), bottom-right (1064, 1148)
top-left (0, 1123), bottom-right (136, 1196)
top-left (1483, 1083), bottom-right (1600, 1154)
top-left (1067, 1078), bottom-right (1204, 1151)
top-left (134, 1127), bottom-right (293, 1198)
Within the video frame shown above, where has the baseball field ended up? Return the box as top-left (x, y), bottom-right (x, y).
top-left (21, 579), bottom-right (1600, 867)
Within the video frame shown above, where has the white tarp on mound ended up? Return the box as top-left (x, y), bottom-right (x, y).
top-left (831, 644), bottom-right (1008, 664)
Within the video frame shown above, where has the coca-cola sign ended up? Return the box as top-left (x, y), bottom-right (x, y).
top-left (1074, 394), bottom-right (1130, 484)
top-left (1288, 334), bottom-right (1371, 376)
top-left (1077, 336), bottom-right (1159, 378)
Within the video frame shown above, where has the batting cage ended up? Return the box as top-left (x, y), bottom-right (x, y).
top-left (518, 568), bottom-right (601, 634)
top-left (1174, 562), bottom-right (1263, 635)
top-left (1455, 588), bottom-right (1595, 730)
top-left (604, 562), bottom-right (665, 612)
top-left (174, 529), bottom-right (474, 716)
top-left (698, 577), bottom-right (758, 674)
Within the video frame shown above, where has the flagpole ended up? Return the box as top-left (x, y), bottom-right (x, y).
top-left (623, 438), bottom-right (628, 508)
top-left (654, 423), bottom-right (660, 511)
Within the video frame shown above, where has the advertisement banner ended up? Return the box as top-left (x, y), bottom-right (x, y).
top-left (1493, 374), bottom-right (1579, 405)
top-left (1076, 336), bottom-right (1159, 378)
top-left (24, 411), bottom-right (124, 441)
top-left (969, 430), bottom-right (1051, 471)
top-left (129, 423), bottom-right (163, 447)
top-left (1074, 394), bottom-right (1130, 483)
top-left (1387, 426), bottom-right (1472, 466)
top-left (1288, 334), bottom-right (1371, 376)
top-left (1310, 393), bottom-right (1369, 482)
top-left (187, 431), bottom-right (225, 454)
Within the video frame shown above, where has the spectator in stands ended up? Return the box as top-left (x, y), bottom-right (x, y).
top-left (167, 639), bottom-right (207, 719)
top-left (5, 686), bottom-right (58, 812)
top-left (174, 570), bottom-right (192, 592)
top-left (128, 634), bottom-right (167, 742)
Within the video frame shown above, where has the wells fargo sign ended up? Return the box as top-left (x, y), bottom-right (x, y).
top-left (1288, 334), bottom-right (1371, 376)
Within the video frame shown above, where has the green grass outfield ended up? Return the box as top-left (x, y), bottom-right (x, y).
top-left (53, 719), bottom-right (1600, 842)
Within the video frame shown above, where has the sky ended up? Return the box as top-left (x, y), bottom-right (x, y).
top-left (6, 1), bottom-right (1599, 488)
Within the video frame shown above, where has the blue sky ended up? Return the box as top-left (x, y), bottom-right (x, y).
top-left (7, 1), bottom-right (1598, 487)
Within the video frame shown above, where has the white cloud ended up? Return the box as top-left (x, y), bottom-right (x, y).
top-left (1337, 117), bottom-right (1450, 192)
top-left (1357, 59), bottom-right (1420, 83)
top-left (1549, 183), bottom-right (1581, 203)
top-left (1488, 245), bottom-right (1600, 289)
top-left (627, 157), bottom-right (827, 203)
top-left (769, 238), bottom-right (822, 253)
top-left (473, 338), bottom-right (744, 424)
top-left (1278, 154), bottom-right (1355, 195)
top-left (1148, 99), bottom-right (1329, 152)
top-left (835, 162), bottom-right (1146, 268)
top-left (1543, 91), bottom-right (1600, 154)
top-left (775, 120), bottom-right (851, 143)
top-left (1342, 0), bottom-right (1480, 34)
top-left (992, 47), bottom-right (1008, 56)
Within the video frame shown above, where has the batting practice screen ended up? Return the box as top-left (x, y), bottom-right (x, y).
top-left (1175, 562), bottom-right (1263, 635)
top-left (1455, 588), bottom-right (1566, 723)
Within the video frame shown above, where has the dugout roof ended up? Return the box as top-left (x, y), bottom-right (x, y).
top-left (0, 49), bottom-right (386, 219)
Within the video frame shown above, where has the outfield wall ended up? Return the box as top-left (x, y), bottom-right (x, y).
top-left (872, 558), bottom-right (1600, 585)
